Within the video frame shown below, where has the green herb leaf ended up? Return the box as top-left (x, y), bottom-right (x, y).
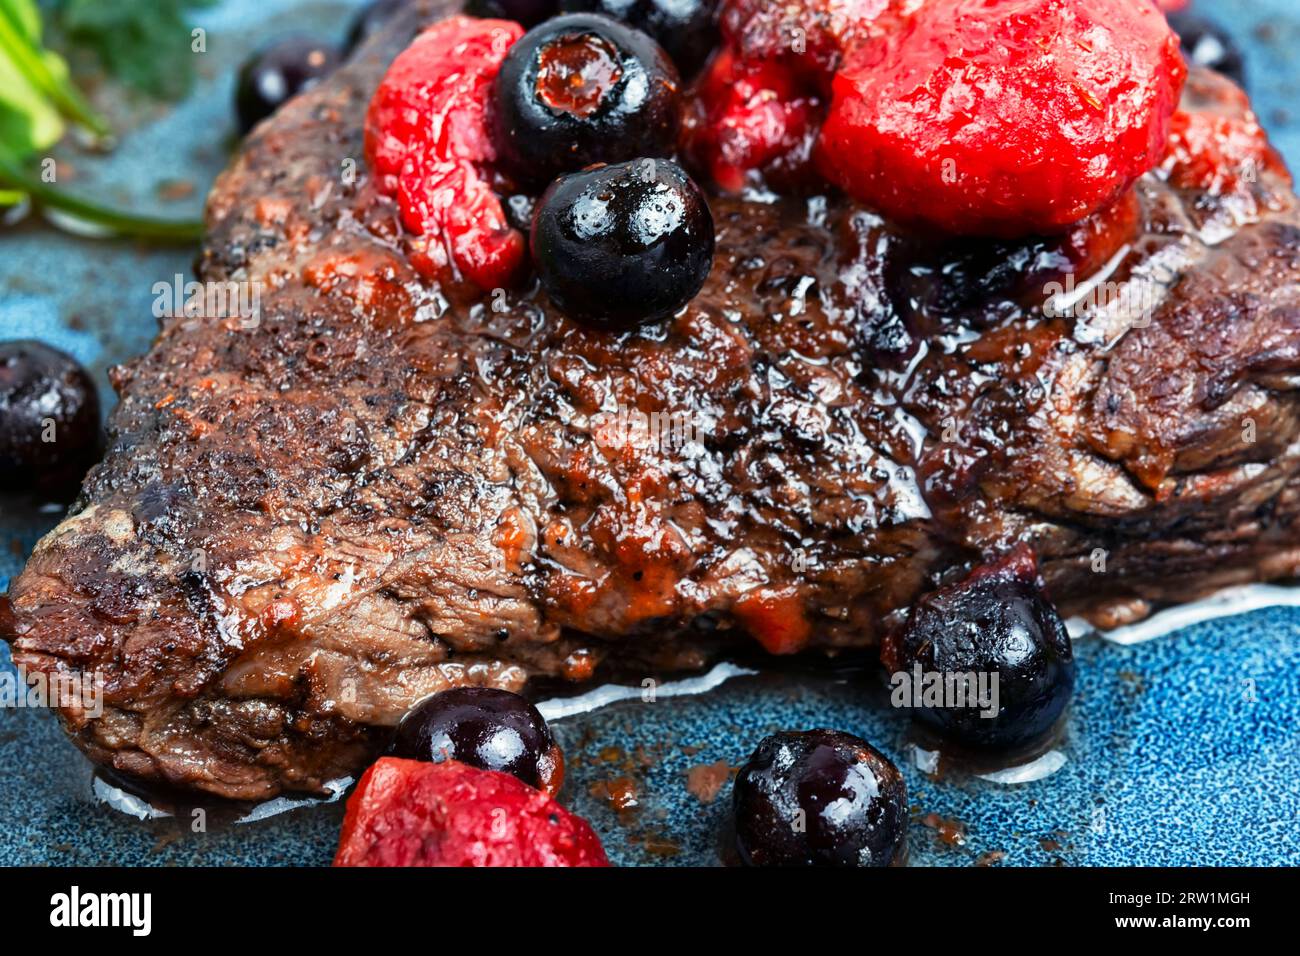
top-left (52, 0), bottom-right (217, 102)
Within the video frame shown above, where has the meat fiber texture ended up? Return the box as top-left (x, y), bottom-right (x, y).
top-left (5, 0), bottom-right (1300, 798)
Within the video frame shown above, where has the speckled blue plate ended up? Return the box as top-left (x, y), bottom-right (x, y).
top-left (2, 0), bottom-right (1299, 867)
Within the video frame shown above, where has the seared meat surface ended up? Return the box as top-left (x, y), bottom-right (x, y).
top-left (5, 0), bottom-right (1300, 799)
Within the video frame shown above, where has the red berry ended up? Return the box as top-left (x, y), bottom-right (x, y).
top-left (686, 0), bottom-right (904, 192)
top-left (1160, 80), bottom-right (1287, 196)
top-left (815, 0), bottom-right (1187, 237)
top-left (365, 17), bottom-right (527, 290)
top-left (684, 49), bottom-right (820, 192)
top-left (333, 757), bottom-right (611, 867)
top-left (719, 0), bottom-right (897, 89)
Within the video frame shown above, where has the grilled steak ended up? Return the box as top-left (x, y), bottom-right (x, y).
top-left (5, 0), bottom-right (1300, 799)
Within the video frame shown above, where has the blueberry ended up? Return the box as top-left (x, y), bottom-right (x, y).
top-left (504, 193), bottom-right (537, 233)
top-left (390, 687), bottom-right (564, 794)
top-left (0, 341), bottom-right (101, 499)
top-left (466, 0), bottom-right (560, 28)
top-left (235, 37), bottom-right (341, 135)
top-left (491, 13), bottom-right (681, 185)
top-left (881, 546), bottom-right (1076, 752)
top-left (1167, 11), bottom-right (1245, 87)
top-left (344, 0), bottom-right (409, 54)
top-left (531, 158), bottom-right (715, 328)
top-left (733, 729), bottom-right (908, 867)
top-left (559, 0), bottom-right (719, 76)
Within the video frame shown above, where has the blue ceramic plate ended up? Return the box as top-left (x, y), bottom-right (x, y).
top-left (2, 0), bottom-right (1298, 867)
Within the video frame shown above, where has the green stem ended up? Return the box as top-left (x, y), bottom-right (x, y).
top-left (0, 10), bottom-right (109, 138)
top-left (0, 156), bottom-right (203, 242)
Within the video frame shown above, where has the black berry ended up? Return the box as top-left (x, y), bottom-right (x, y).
top-left (491, 13), bottom-right (681, 185)
top-left (733, 729), bottom-right (908, 867)
top-left (1167, 11), bottom-right (1245, 87)
top-left (531, 158), bottom-right (714, 328)
top-left (0, 341), bottom-right (101, 499)
top-left (235, 37), bottom-right (341, 135)
top-left (559, 0), bottom-right (719, 77)
top-left (504, 193), bottom-right (537, 233)
top-left (466, 0), bottom-right (560, 28)
top-left (390, 687), bottom-right (564, 795)
top-left (882, 546), bottom-right (1076, 752)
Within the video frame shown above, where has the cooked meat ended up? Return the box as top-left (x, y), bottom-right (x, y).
top-left (5, 0), bottom-right (1300, 799)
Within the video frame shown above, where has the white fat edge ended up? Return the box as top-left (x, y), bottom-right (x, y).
top-left (92, 775), bottom-right (354, 824)
top-left (536, 661), bottom-right (758, 722)
top-left (975, 749), bottom-right (1069, 784)
top-left (911, 745), bottom-right (1068, 785)
top-left (234, 777), bottom-right (351, 824)
top-left (1068, 582), bottom-right (1300, 647)
top-left (92, 776), bottom-right (172, 820)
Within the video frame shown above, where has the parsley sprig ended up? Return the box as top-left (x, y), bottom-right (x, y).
top-left (51, 0), bottom-right (217, 102)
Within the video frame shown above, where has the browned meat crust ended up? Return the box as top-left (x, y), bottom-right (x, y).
top-left (5, 0), bottom-right (1300, 798)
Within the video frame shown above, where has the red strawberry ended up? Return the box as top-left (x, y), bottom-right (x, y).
top-left (815, 0), bottom-right (1187, 237)
top-left (333, 757), bottom-right (611, 868)
top-left (365, 17), bottom-right (526, 290)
